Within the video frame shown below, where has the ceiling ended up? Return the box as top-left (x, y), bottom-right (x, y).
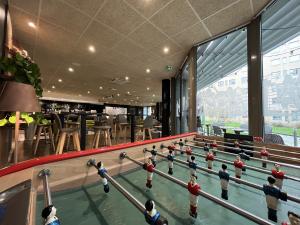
top-left (9, 0), bottom-right (271, 106)
top-left (197, 0), bottom-right (300, 90)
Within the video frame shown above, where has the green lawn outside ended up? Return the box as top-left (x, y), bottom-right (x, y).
top-left (204, 120), bottom-right (300, 136)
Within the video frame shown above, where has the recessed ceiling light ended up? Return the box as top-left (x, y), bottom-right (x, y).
top-left (58, 79), bottom-right (62, 82)
top-left (88, 45), bottom-right (95, 53)
top-left (87, 91), bottom-right (90, 94)
top-left (147, 87), bottom-right (150, 91)
top-left (163, 47), bottom-right (169, 54)
top-left (146, 68), bottom-right (151, 73)
top-left (117, 93), bottom-right (120, 97)
top-left (47, 90), bottom-right (51, 93)
top-left (28, 21), bottom-right (36, 29)
top-left (68, 67), bottom-right (74, 72)
top-left (127, 91), bottom-right (130, 95)
top-left (99, 86), bottom-right (103, 90)
top-left (125, 76), bottom-right (129, 81)
top-left (152, 94), bottom-right (155, 97)
top-left (52, 85), bottom-right (56, 89)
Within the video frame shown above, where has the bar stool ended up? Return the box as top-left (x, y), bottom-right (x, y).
top-left (33, 123), bottom-right (55, 155)
top-left (143, 116), bottom-right (153, 140)
top-left (53, 114), bottom-right (81, 154)
top-left (116, 115), bottom-right (129, 143)
top-left (93, 125), bottom-right (112, 148)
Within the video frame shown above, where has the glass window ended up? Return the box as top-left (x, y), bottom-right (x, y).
top-left (262, 0), bottom-right (300, 146)
top-left (175, 75), bottom-right (181, 134)
top-left (181, 64), bottom-right (189, 133)
top-left (196, 28), bottom-right (248, 134)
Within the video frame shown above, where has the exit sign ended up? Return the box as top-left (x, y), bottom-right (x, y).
top-left (165, 65), bottom-right (173, 71)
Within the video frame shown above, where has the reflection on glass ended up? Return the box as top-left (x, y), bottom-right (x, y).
top-left (196, 28), bottom-right (248, 135)
top-left (262, 0), bottom-right (300, 146)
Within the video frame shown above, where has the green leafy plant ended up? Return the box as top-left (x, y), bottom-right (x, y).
top-left (0, 50), bottom-right (43, 97)
top-left (0, 112), bottom-right (34, 126)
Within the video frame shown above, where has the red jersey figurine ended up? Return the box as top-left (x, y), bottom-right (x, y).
top-left (233, 155), bottom-right (244, 179)
top-left (272, 164), bottom-right (285, 189)
top-left (206, 151), bottom-right (214, 169)
top-left (260, 146), bottom-right (269, 168)
top-left (188, 174), bottom-right (201, 218)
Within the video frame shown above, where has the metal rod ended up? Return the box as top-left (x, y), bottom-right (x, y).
top-left (183, 145), bottom-right (300, 182)
top-left (87, 159), bottom-right (145, 213)
top-left (144, 148), bottom-right (300, 204)
top-left (191, 139), bottom-right (300, 163)
top-left (121, 152), bottom-right (274, 225)
top-left (39, 169), bottom-right (52, 207)
top-left (196, 137), bottom-right (300, 157)
top-left (165, 144), bottom-right (300, 182)
top-left (186, 141), bottom-right (300, 170)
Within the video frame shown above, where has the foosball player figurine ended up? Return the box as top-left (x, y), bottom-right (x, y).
top-left (272, 164), bottom-right (285, 189)
top-left (144, 200), bottom-right (168, 225)
top-left (151, 146), bottom-right (157, 167)
top-left (143, 158), bottom-right (155, 189)
top-left (179, 139), bottom-right (184, 155)
top-left (167, 145), bottom-right (176, 155)
top-left (205, 150), bottom-right (214, 170)
top-left (203, 142), bottom-right (209, 156)
top-left (167, 150), bottom-right (174, 175)
top-left (185, 146), bottom-right (192, 162)
top-left (42, 205), bottom-right (61, 225)
top-left (189, 156), bottom-right (197, 176)
top-left (233, 155), bottom-right (244, 179)
top-left (210, 140), bottom-right (218, 156)
top-left (263, 176), bottom-right (287, 222)
top-left (260, 146), bottom-right (269, 168)
top-left (282, 211), bottom-right (300, 225)
top-left (188, 174), bottom-right (201, 218)
top-left (218, 164), bottom-right (230, 200)
top-left (96, 162), bottom-right (110, 193)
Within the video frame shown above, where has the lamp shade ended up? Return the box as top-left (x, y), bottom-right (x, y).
top-left (0, 81), bottom-right (41, 112)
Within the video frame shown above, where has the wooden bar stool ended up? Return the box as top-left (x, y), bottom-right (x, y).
top-left (33, 123), bottom-right (55, 155)
top-left (53, 114), bottom-right (81, 154)
top-left (93, 125), bottom-right (112, 148)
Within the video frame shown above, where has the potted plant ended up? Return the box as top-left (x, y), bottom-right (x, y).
top-left (0, 48), bottom-right (43, 142)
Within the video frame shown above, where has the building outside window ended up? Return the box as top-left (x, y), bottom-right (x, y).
top-left (262, 0), bottom-right (300, 146)
top-left (196, 28), bottom-right (248, 135)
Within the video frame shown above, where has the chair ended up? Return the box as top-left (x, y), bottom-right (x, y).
top-left (116, 115), bottom-right (129, 143)
top-left (212, 125), bottom-right (223, 136)
top-left (264, 125), bottom-right (272, 135)
top-left (264, 134), bottom-right (285, 145)
top-left (143, 116), bottom-right (154, 140)
top-left (92, 114), bottom-right (112, 148)
top-left (32, 123), bottom-right (55, 155)
top-left (53, 113), bottom-right (81, 154)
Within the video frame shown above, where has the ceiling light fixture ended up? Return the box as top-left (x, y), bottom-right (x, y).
top-left (147, 87), bottom-right (150, 91)
top-left (127, 91), bottom-right (130, 95)
top-left (219, 65), bottom-right (223, 68)
top-left (88, 45), bottom-right (95, 53)
top-left (87, 91), bottom-right (91, 94)
top-left (47, 90), bottom-right (51, 93)
top-left (125, 76), bottom-right (129, 81)
top-left (152, 94), bottom-right (155, 97)
top-left (68, 67), bottom-right (74, 72)
top-left (28, 21), bottom-right (36, 29)
top-left (163, 47), bottom-right (169, 54)
top-left (117, 93), bottom-right (120, 97)
top-left (52, 85), bottom-right (56, 89)
top-left (58, 79), bottom-right (62, 82)
top-left (99, 86), bottom-right (103, 90)
top-left (146, 68), bottom-right (151, 73)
